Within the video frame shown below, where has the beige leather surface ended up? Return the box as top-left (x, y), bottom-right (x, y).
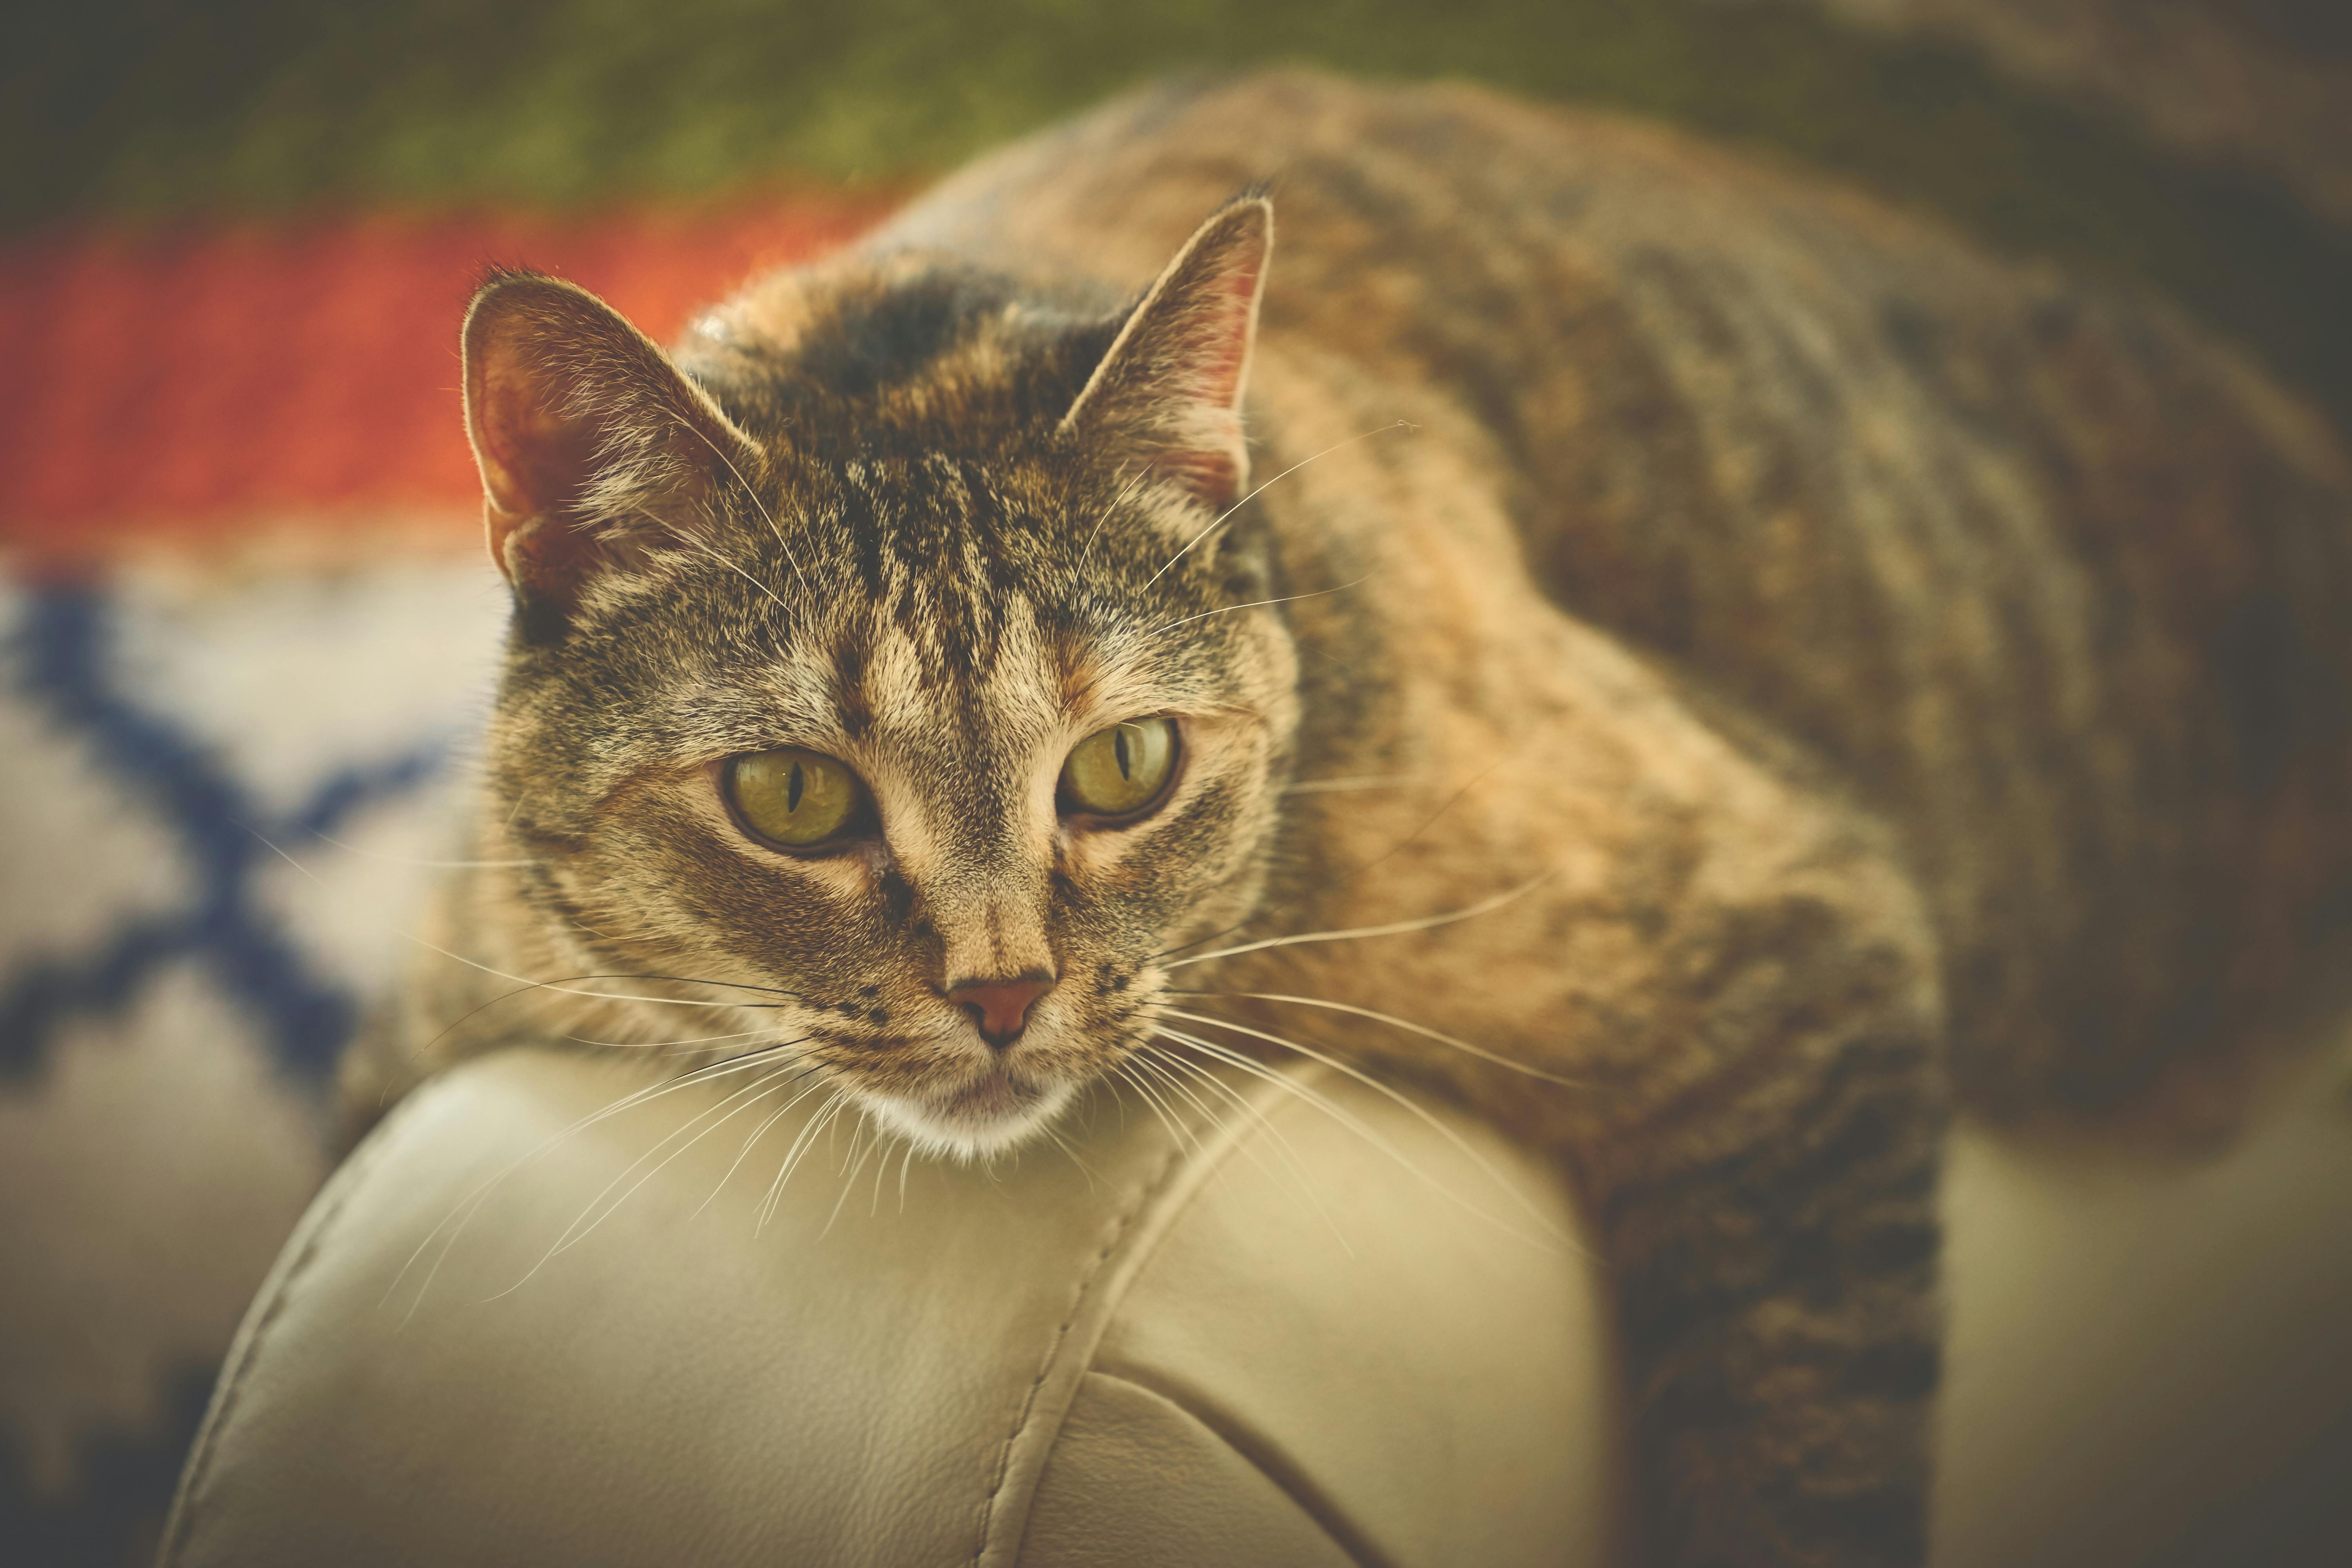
top-left (1934, 1025), bottom-right (2352, 1568)
top-left (160, 1022), bottom-right (2352, 1567)
top-left (159, 1049), bottom-right (1617, 1567)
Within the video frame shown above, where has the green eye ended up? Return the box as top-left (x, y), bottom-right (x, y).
top-left (1060, 717), bottom-right (1178, 819)
top-left (727, 748), bottom-right (866, 848)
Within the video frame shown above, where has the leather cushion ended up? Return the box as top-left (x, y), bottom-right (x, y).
top-left (159, 1048), bottom-right (1616, 1566)
top-left (160, 1021), bottom-right (2352, 1566)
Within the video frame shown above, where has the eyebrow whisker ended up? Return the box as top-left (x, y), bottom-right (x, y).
top-left (639, 507), bottom-right (789, 612)
top-left (1143, 419), bottom-right (1414, 589)
top-left (1078, 460), bottom-right (1158, 570)
top-left (1149, 575), bottom-right (1368, 636)
top-left (674, 419), bottom-right (814, 597)
top-left (1165, 873), bottom-right (1552, 969)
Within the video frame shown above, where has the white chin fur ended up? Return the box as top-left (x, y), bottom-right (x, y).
top-left (865, 1078), bottom-right (1076, 1162)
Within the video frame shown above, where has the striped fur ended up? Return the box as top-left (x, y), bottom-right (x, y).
top-left (349, 72), bottom-right (2352, 1566)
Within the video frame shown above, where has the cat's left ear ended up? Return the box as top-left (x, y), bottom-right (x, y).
top-left (1060, 194), bottom-right (1271, 510)
top-left (462, 270), bottom-right (759, 615)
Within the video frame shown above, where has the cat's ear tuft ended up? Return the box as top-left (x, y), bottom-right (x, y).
top-left (461, 271), bottom-right (757, 615)
top-left (1060, 195), bottom-right (1271, 511)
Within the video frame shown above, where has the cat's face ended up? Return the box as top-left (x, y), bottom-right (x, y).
top-left (463, 200), bottom-right (1293, 1156)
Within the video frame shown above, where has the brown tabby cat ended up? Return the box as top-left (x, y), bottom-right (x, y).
top-left (346, 71), bottom-right (2352, 1568)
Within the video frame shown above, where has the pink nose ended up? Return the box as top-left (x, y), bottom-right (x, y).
top-left (946, 973), bottom-right (1057, 1048)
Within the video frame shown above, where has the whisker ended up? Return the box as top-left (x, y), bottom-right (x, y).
top-left (1167, 874), bottom-right (1552, 970)
top-left (690, 1065), bottom-right (835, 1219)
top-left (1123, 1047), bottom-right (1261, 1195)
top-left (565, 1063), bottom-right (810, 1241)
top-left (1152, 1026), bottom-right (1436, 1191)
top-left (1149, 576), bottom-right (1368, 637)
top-left (416, 970), bottom-right (804, 1063)
top-left (1160, 1010), bottom-right (1574, 1250)
top-left (1038, 1122), bottom-right (1098, 1191)
top-left (757, 1093), bottom-right (838, 1232)
top-left (1078, 461), bottom-right (1158, 569)
top-left (1168, 990), bottom-right (1586, 1087)
top-left (1148, 769), bottom-right (1516, 971)
top-left (303, 829), bottom-right (535, 869)
top-left (1124, 1048), bottom-right (1233, 1171)
top-left (235, 821), bottom-right (324, 886)
top-left (1156, 1030), bottom-right (1569, 1255)
top-left (1144, 420), bottom-right (1415, 588)
top-left (1150, 914), bottom-right (1260, 963)
top-left (782, 1092), bottom-right (857, 1226)
top-left (759, 1091), bottom-right (850, 1234)
top-left (387, 1039), bottom-right (811, 1321)
top-left (674, 421), bottom-right (813, 597)
top-left (552, 1063), bottom-right (804, 1247)
top-left (822, 1116), bottom-right (880, 1238)
top-left (1123, 1046), bottom-right (1220, 1138)
top-left (1282, 773), bottom-right (1423, 795)
top-left (1142, 1045), bottom-right (1352, 1256)
top-left (483, 1062), bottom-right (808, 1299)
top-left (1142, 1044), bottom-right (1319, 1188)
top-left (561, 1024), bottom-right (777, 1053)
top-left (407, 936), bottom-right (808, 1011)
top-left (1111, 1059), bottom-right (1198, 1158)
top-left (575, 971), bottom-right (806, 1000)
top-left (869, 1122), bottom-right (902, 1215)
top-left (640, 506), bottom-right (790, 613)
top-left (1343, 753), bottom-right (1514, 883)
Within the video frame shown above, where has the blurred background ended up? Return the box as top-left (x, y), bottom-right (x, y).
top-left (5, 0), bottom-right (2350, 561)
top-left (1, 2), bottom-right (2347, 1564)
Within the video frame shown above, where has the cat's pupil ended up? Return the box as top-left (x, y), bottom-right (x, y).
top-left (787, 763), bottom-right (805, 812)
top-left (1114, 728), bottom-right (1133, 780)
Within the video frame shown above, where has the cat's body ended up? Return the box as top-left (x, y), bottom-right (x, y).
top-left (351, 73), bottom-right (2352, 1567)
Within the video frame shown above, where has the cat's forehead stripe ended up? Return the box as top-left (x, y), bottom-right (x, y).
top-left (829, 624), bottom-right (876, 741)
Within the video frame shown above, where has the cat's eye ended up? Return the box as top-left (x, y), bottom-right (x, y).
top-left (1060, 717), bottom-right (1179, 821)
top-left (726, 748), bottom-right (867, 849)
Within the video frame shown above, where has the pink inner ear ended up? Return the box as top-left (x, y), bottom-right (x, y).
top-left (1063, 198), bottom-right (1272, 510)
top-left (1191, 250), bottom-right (1265, 409)
top-left (464, 330), bottom-right (618, 604)
top-left (474, 356), bottom-right (601, 523)
top-left (1159, 250), bottom-right (1266, 505)
top-left (470, 358), bottom-right (607, 600)
top-left (461, 274), bottom-right (738, 604)
top-left (1154, 443), bottom-right (1245, 508)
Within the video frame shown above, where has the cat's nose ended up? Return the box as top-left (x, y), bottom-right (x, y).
top-left (946, 972), bottom-right (1057, 1049)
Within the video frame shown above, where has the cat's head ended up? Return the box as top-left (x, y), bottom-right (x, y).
top-left (459, 198), bottom-right (1298, 1157)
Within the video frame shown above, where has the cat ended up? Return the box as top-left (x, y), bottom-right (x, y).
top-left (345, 71), bottom-right (2352, 1568)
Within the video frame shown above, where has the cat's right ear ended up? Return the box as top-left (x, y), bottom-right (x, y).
top-left (461, 271), bottom-right (758, 617)
top-left (1059, 195), bottom-right (1272, 511)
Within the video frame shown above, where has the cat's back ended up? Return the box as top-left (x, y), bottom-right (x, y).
top-left (868, 70), bottom-right (2352, 1112)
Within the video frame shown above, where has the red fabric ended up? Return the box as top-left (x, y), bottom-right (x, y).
top-left (0, 193), bottom-right (893, 561)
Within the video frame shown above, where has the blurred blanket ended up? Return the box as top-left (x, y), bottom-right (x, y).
top-left (0, 555), bottom-right (506, 1562)
top-left (0, 167), bottom-right (867, 1568)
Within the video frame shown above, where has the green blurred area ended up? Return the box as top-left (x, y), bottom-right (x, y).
top-left (5, 0), bottom-right (2348, 428)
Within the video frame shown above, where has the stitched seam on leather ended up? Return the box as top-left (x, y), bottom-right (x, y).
top-left (156, 1080), bottom-right (442, 1566)
top-left (1082, 1371), bottom-right (1384, 1568)
top-left (968, 1133), bottom-right (1196, 1565)
top-left (1083, 1073), bottom-right (1400, 1568)
top-left (971, 1061), bottom-right (1341, 1566)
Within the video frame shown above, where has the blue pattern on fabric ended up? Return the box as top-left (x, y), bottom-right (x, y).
top-left (0, 585), bottom-right (453, 1085)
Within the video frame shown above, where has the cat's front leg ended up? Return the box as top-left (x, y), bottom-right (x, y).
top-left (1596, 1015), bottom-right (1949, 1568)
